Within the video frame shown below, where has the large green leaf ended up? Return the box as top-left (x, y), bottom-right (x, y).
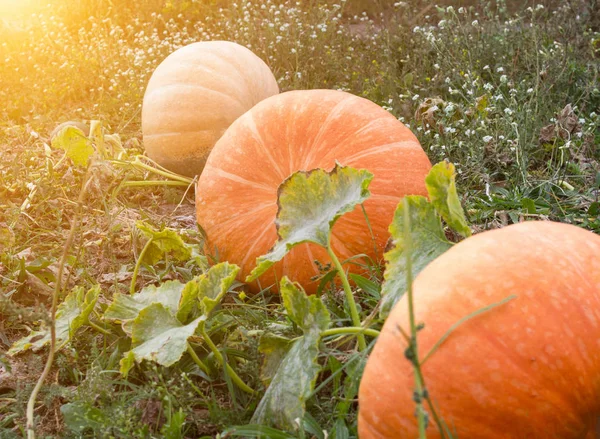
top-left (379, 196), bottom-right (453, 318)
top-left (104, 280), bottom-right (186, 332)
top-left (251, 277), bottom-right (330, 431)
top-left (8, 285), bottom-right (100, 355)
top-left (425, 161), bottom-right (471, 237)
top-left (247, 164), bottom-right (373, 282)
top-left (136, 221), bottom-right (192, 265)
top-left (119, 303), bottom-right (203, 376)
top-left (51, 126), bottom-right (94, 168)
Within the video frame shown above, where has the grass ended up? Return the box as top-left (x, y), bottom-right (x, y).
top-left (1, 0), bottom-right (599, 437)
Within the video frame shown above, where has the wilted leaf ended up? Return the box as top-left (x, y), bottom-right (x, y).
top-left (425, 162), bottom-right (471, 237)
top-left (247, 164), bottom-right (373, 281)
top-left (380, 196), bottom-right (453, 318)
top-left (104, 280), bottom-right (186, 332)
top-left (251, 278), bottom-right (330, 431)
top-left (8, 285), bottom-right (100, 355)
top-left (61, 402), bottom-right (109, 433)
top-left (51, 126), bottom-right (94, 167)
top-left (120, 303), bottom-right (203, 376)
top-left (136, 221), bottom-right (192, 264)
top-left (258, 333), bottom-right (293, 386)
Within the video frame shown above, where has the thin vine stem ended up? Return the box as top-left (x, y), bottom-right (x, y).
top-left (321, 327), bottom-right (379, 338)
top-left (326, 244), bottom-right (366, 351)
top-left (186, 343), bottom-right (211, 375)
top-left (26, 164), bottom-right (94, 439)
top-left (402, 198), bottom-right (427, 438)
top-left (130, 237), bottom-right (153, 295)
top-left (199, 323), bottom-right (255, 394)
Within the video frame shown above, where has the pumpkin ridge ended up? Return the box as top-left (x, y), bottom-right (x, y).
top-left (306, 94), bottom-right (359, 167)
top-left (240, 219), bottom-right (277, 269)
top-left (246, 111), bottom-right (287, 181)
top-left (343, 140), bottom-right (419, 164)
top-left (144, 82), bottom-right (247, 109)
top-left (211, 167), bottom-right (273, 192)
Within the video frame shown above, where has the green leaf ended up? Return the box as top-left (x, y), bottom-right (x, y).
top-left (258, 333), bottom-right (293, 386)
top-left (136, 221), bottom-right (192, 265)
top-left (379, 196), bottom-right (453, 318)
top-left (522, 198), bottom-right (536, 214)
top-left (281, 278), bottom-right (330, 333)
top-left (198, 262), bottom-right (240, 316)
top-left (251, 277), bottom-right (330, 431)
top-left (119, 303), bottom-right (203, 376)
top-left (348, 273), bottom-right (381, 299)
top-left (104, 280), bottom-right (186, 329)
top-left (425, 161), bottom-right (471, 237)
top-left (8, 285), bottom-right (100, 355)
top-left (177, 262), bottom-right (240, 323)
top-left (161, 409), bottom-right (186, 439)
top-left (51, 126), bottom-right (94, 167)
top-left (247, 163), bottom-right (373, 282)
top-left (61, 402), bottom-right (109, 433)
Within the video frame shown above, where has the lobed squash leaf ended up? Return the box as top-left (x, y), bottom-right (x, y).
top-left (251, 277), bottom-right (330, 432)
top-left (136, 221), bottom-right (192, 265)
top-left (379, 196), bottom-right (453, 318)
top-left (51, 126), bottom-right (94, 168)
top-left (8, 285), bottom-right (100, 355)
top-left (119, 303), bottom-right (204, 376)
top-left (177, 262), bottom-right (240, 323)
top-left (247, 163), bottom-right (373, 282)
top-left (380, 161), bottom-right (472, 317)
top-left (104, 280), bottom-right (186, 333)
top-left (425, 161), bottom-right (471, 238)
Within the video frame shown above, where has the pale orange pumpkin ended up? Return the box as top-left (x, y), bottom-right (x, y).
top-left (196, 89), bottom-right (432, 294)
top-left (358, 221), bottom-right (600, 439)
top-left (141, 41), bottom-right (279, 177)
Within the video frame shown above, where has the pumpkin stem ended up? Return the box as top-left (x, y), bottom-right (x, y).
top-left (326, 244), bottom-right (367, 351)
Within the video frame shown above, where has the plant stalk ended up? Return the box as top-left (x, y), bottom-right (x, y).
top-left (403, 198), bottom-right (427, 438)
top-left (199, 324), bottom-right (254, 394)
top-left (326, 245), bottom-right (366, 351)
top-left (321, 327), bottom-right (379, 338)
top-left (130, 237), bottom-right (154, 295)
top-left (26, 165), bottom-right (94, 439)
top-left (186, 343), bottom-right (211, 375)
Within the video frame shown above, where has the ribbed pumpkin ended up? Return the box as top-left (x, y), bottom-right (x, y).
top-left (358, 221), bottom-right (600, 439)
top-left (196, 89), bottom-right (432, 294)
top-left (141, 41), bottom-right (279, 177)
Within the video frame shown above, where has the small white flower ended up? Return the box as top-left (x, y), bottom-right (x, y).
top-left (504, 108), bottom-right (513, 115)
top-left (458, 7), bottom-right (466, 13)
top-left (500, 75), bottom-right (508, 83)
top-left (483, 135), bottom-right (493, 143)
top-left (471, 20), bottom-right (479, 27)
top-left (483, 65), bottom-right (490, 70)
top-left (527, 88), bottom-right (534, 93)
top-left (497, 66), bottom-right (504, 73)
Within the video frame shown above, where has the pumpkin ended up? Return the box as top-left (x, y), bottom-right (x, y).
top-left (196, 89), bottom-right (432, 294)
top-left (141, 41), bottom-right (279, 177)
top-left (358, 221), bottom-right (600, 439)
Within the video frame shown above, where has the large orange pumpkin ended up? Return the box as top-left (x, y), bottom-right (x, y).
top-left (196, 89), bottom-right (432, 294)
top-left (141, 41), bottom-right (279, 177)
top-left (358, 221), bottom-right (600, 439)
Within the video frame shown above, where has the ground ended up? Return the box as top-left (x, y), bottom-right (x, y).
top-left (0, 0), bottom-right (599, 438)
